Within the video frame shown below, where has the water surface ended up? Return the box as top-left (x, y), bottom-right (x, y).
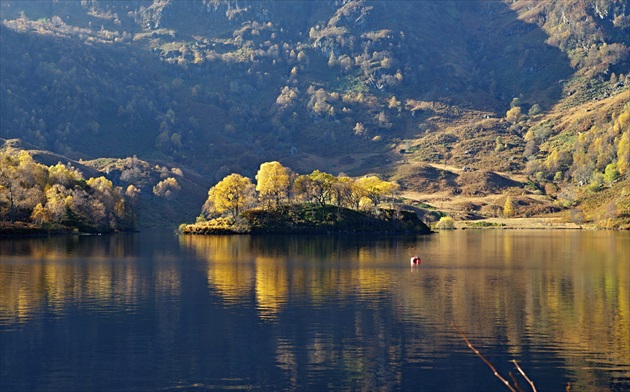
top-left (1, 230), bottom-right (628, 391)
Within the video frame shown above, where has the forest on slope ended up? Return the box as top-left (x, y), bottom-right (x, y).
top-left (1, 0), bottom-right (628, 228)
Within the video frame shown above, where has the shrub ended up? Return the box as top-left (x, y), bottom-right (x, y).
top-left (435, 216), bottom-right (455, 230)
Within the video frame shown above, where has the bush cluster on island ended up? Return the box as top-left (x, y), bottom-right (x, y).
top-left (180, 161), bottom-right (431, 235)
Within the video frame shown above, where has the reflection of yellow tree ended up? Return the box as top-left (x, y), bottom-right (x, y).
top-left (0, 235), bottom-right (184, 324)
top-left (181, 232), bottom-right (630, 388)
top-left (356, 247), bottom-right (394, 296)
top-left (182, 235), bottom-right (255, 303)
top-left (0, 264), bottom-right (43, 323)
top-left (84, 264), bottom-right (113, 305)
top-left (3, 232), bottom-right (627, 389)
top-left (0, 260), bottom-right (143, 321)
top-left (386, 230), bottom-right (630, 388)
top-left (255, 256), bottom-right (289, 319)
top-left (208, 261), bottom-right (254, 304)
top-left (186, 235), bottom-right (401, 317)
top-left (156, 266), bottom-right (181, 297)
top-left (535, 238), bottom-right (630, 368)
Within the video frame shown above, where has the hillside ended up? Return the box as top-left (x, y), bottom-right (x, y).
top-left (1, 138), bottom-right (210, 228)
top-left (0, 0), bottom-right (628, 228)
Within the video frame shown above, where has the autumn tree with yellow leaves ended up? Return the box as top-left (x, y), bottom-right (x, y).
top-left (354, 175), bottom-right (399, 208)
top-left (198, 162), bottom-right (401, 222)
top-left (0, 147), bottom-right (135, 232)
top-left (203, 173), bottom-right (256, 219)
top-left (255, 161), bottom-right (290, 209)
top-left (293, 170), bottom-right (337, 208)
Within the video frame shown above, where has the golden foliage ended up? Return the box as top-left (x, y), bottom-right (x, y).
top-left (255, 161), bottom-right (290, 207)
top-left (617, 131), bottom-right (630, 175)
top-left (506, 106), bottom-right (522, 124)
top-left (435, 216), bottom-right (455, 230)
top-left (503, 196), bottom-right (515, 218)
top-left (153, 177), bottom-right (181, 199)
top-left (204, 173), bottom-right (255, 218)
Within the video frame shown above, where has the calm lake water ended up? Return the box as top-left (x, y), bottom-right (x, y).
top-left (0, 230), bottom-right (628, 391)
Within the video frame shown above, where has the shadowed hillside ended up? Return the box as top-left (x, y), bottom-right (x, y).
top-left (1, 1), bottom-right (576, 173)
top-left (1, 0), bottom-right (628, 227)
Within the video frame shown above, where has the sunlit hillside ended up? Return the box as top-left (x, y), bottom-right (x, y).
top-left (1, 0), bottom-right (628, 227)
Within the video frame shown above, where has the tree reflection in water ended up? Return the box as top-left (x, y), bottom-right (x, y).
top-left (0, 231), bottom-right (628, 391)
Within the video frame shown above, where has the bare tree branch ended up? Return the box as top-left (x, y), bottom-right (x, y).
top-left (509, 371), bottom-right (525, 392)
top-left (452, 323), bottom-right (517, 392)
top-left (512, 360), bottom-right (537, 392)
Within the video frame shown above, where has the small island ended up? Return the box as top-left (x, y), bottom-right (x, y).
top-left (180, 205), bottom-right (430, 234)
top-left (179, 161), bottom-right (431, 235)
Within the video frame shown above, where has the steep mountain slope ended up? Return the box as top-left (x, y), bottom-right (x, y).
top-left (1, 0), bottom-right (628, 226)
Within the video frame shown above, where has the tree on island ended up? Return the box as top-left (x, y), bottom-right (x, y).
top-left (355, 175), bottom-right (399, 209)
top-left (203, 173), bottom-right (256, 219)
top-left (255, 161), bottom-right (290, 209)
top-left (294, 170), bottom-right (337, 208)
top-left (188, 161), bottom-right (414, 234)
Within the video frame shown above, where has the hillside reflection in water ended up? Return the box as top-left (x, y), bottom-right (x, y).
top-left (1, 230), bottom-right (628, 391)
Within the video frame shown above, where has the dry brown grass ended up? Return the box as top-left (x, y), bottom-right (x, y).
top-left (396, 159), bottom-right (569, 226)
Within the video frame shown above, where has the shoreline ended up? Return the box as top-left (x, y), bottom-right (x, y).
top-left (0, 222), bottom-right (137, 237)
top-left (2, 216), bottom-right (624, 237)
top-left (455, 217), bottom-right (585, 230)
